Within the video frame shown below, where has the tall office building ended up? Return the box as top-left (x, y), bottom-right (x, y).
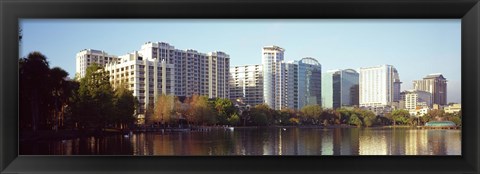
top-left (322, 69), bottom-right (359, 109)
top-left (413, 73), bottom-right (447, 106)
top-left (75, 49), bottom-right (119, 79)
top-left (229, 65), bottom-right (264, 106)
top-left (262, 46), bottom-right (285, 110)
top-left (297, 57), bottom-right (322, 109)
top-left (260, 46), bottom-right (322, 110)
top-left (359, 65), bottom-right (401, 108)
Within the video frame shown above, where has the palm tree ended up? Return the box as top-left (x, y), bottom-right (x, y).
top-left (19, 52), bottom-right (50, 131)
top-left (49, 67), bottom-right (69, 130)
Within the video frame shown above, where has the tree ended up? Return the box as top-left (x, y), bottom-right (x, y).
top-left (227, 113), bottom-right (240, 126)
top-left (278, 108), bottom-right (296, 125)
top-left (320, 109), bottom-right (339, 126)
top-left (72, 64), bottom-right (114, 130)
top-left (19, 52), bottom-right (51, 131)
top-left (336, 108), bottom-right (353, 124)
top-left (357, 109), bottom-right (376, 127)
top-left (348, 114), bottom-right (362, 127)
top-left (247, 104), bottom-right (275, 126)
top-left (213, 98), bottom-right (235, 125)
top-left (252, 111), bottom-right (268, 126)
top-left (426, 109), bottom-right (446, 121)
top-left (186, 95), bottom-right (215, 125)
top-left (420, 114), bottom-right (430, 124)
top-left (300, 105), bottom-right (322, 125)
top-left (113, 83), bottom-right (136, 129)
top-left (288, 117), bottom-right (300, 125)
top-left (144, 102), bottom-right (155, 125)
top-left (388, 110), bottom-right (410, 126)
top-left (152, 94), bottom-right (175, 125)
top-left (173, 96), bottom-right (187, 121)
top-left (48, 67), bottom-right (71, 130)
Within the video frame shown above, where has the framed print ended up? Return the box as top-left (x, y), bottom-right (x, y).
top-left (1, 0), bottom-right (479, 173)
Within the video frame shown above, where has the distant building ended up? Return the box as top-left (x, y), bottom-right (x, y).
top-left (409, 106), bottom-right (431, 117)
top-left (104, 51), bottom-right (175, 115)
top-left (277, 61), bottom-right (299, 110)
top-left (76, 41), bottom-right (230, 118)
top-left (359, 65), bottom-right (401, 108)
top-left (207, 51), bottom-right (230, 99)
top-left (401, 90), bottom-right (432, 111)
top-left (296, 57), bottom-right (322, 109)
top-left (138, 42), bottom-right (230, 99)
top-left (444, 103), bottom-right (461, 114)
top-left (360, 105), bottom-right (394, 116)
top-left (413, 73), bottom-right (447, 106)
top-left (260, 46), bottom-right (321, 110)
top-left (229, 64), bottom-right (264, 107)
top-left (433, 104), bottom-right (443, 110)
top-left (75, 49), bottom-right (120, 79)
top-left (322, 69), bottom-right (359, 109)
top-left (262, 46), bottom-right (285, 110)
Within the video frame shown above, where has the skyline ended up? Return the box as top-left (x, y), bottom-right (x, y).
top-left (20, 19), bottom-right (461, 103)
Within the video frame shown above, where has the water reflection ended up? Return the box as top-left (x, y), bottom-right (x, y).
top-left (20, 127), bottom-right (461, 155)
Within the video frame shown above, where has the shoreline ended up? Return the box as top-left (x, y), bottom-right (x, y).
top-left (20, 125), bottom-right (457, 142)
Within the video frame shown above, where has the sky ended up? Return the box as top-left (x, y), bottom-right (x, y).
top-left (20, 19), bottom-right (461, 103)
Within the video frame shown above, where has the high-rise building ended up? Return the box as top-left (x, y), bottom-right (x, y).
top-left (413, 73), bottom-right (447, 106)
top-left (229, 65), bottom-right (263, 106)
top-left (208, 51), bottom-right (230, 99)
top-left (104, 51), bottom-right (175, 115)
top-left (359, 65), bottom-right (401, 108)
top-left (322, 69), bottom-right (359, 109)
top-left (262, 46), bottom-right (285, 110)
top-left (260, 46), bottom-right (322, 110)
top-left (75, 49), bottom-right (119, 79)
top-left (76, 41), bottom-right (230, 117)
top-left (297, 57), bottom-right (322, 109)
top-left (401, 90), bottom-right (432, 111)
top-left (137, 42), bottom-right (230, 98)
top-left (276, 61), bottom-right (299, 110)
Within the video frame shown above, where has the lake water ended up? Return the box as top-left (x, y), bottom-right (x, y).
top-left (21, 127), bottom-right (461, 155)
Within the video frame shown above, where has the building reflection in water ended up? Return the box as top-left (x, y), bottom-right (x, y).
top-left (20, 127), bottom-right (461, 156)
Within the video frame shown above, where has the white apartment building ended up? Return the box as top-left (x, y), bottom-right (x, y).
top-left (104, 51), bottom-right (175, 115)
top-left (76, 41), bottom-right (230, 118)
top-left (137, 42), bottom-right (229, 98)
top-left (359, 64), bottom-right (401, 108)
top-left (75, 49), bottom-right (119, 79)
top-left (229, 65), bottom-right (264, 106)
top-left (208, 51), bottom-right (230, 99)
top-left (277, 61), bottom-right (299, 110)
top-left (401, 90), bottom-right (432, 111)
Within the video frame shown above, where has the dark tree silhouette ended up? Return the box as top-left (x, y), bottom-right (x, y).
top-left (19, 52), bottom-right (51, 131)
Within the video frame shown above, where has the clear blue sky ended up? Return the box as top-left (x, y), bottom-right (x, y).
top-left (20, 19), bottom-right (461, 103)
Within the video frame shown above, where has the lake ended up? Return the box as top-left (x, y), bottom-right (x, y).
top-left (20, 127), bottom-right (461, 155)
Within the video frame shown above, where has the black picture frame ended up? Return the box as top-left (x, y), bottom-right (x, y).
top-left (1, 0), bottom-right (479, 173)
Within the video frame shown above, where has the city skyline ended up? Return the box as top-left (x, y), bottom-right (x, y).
top-left (20, 19), bottom-right (461, 103)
